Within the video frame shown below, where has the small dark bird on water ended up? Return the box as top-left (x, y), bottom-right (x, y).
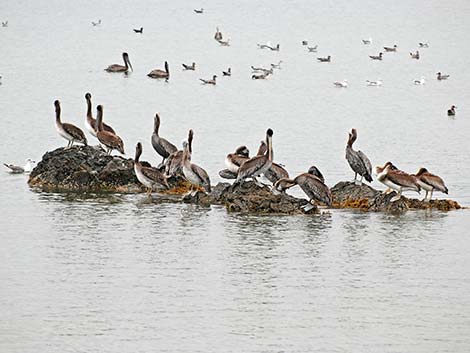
top-left (133, 27), bottom-right (143, 33)
top-left (447, 105), bottom-right (456, 116)
top-left (194, 8), bottom-right (204, 14)
top-left (222, 68), bottom-right (231, 76)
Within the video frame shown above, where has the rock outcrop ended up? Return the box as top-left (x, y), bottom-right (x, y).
top-left (331, 181), bottom-right (461, 212)
top-left (28, 147), bottom-right (462, 213)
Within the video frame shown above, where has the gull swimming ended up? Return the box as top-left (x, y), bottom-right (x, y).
top-left (366, 79), bottom-right (382, 86)
top-left (333, 80), bottom-right (348, 88)
top-left (414, 76), bottom-right (425, 85)
top-left (3, 159), bottom-right (36, 174)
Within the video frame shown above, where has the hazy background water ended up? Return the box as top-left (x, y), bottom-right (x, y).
top-left (1, 0), bottom-right (470, 352)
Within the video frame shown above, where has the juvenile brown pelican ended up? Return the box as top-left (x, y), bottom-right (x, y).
top-left (133, 27), bottom-right (143, 33)
top-left (225, 145), bottom-right (250, 173)
top-left (54, 100), bottom-right (87, 148)
top-left (413, 168), bottom-right (448, 202)
top-left (148, 61), bottom-right (169, 79)
top-left (182, 140), bottom-right (211, 194)
top-left (194, 8), bottom-right (204, 14)
top-left (200, 75), bottom-right (217, 85)
top-left (307, 165), bottom-right (325, 183)
top-left (376, 163), bottom-right (421, 202)
top-left (96, 105), bottom-right (124, 155)
top-left (236, 129), bottom-right (273, 184)
top-left (345, 128), bottom-right (372, 184)
top-left (265, 162), bottom-right (289, 184)
top-left (3, 159), bottom-right (36, 174)
top-left (447, 105), bottom-right (456, 116)
top-left (105, 52), bottom-right (133, 73)
top-left (182, 62), bottom-right (196, 70)
top-left (222, 67), bottom-right (231, 76)
top-left (369, 52), bottom-right (383, 60)
top-left (214, 27), bottom-right (223, 41)
top-left (84, 93), bottom-right (115, 137)
top-left (274, 167), bottom-right (332, 208)
top-left (317, 55), bottom-right (331, 62)
top-left (384, 45), bottom-right (397, 52)
top-left (151, 113), bottom-right (177, 164)
top-left (166, 129), bottom-right (193, 176)
top-left (134, 142), bottom-right (169, 195)
top-left (410, 51), bottom-right (420, 59)
top-left (437, 72), bottom-right (450, 80)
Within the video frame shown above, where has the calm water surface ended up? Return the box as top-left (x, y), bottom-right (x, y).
top-left (1, 0), bottom-right (470, 352)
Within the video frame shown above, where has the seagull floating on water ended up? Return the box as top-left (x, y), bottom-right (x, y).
top-left (194, 8), bottom-right (204, 14)
top-left (3, 159), bottom-right (36, 174)
top-left (200, 75), bottom-right (217, 85)
top-left (2, 21), bottom-right (9, 27)
top-left (369, 52), bottom-right (383, 60)
top-left (333, 80), bottom-right (348, 88)
top-left (366, 79), bottom-right (382, 86)
top-left (419, 42), bottom-right (429, 48)
top-left (384, 45), bottom-right (397, 52)
top-left (410, 51), bottom-right (420, 59)
top-left (182, 62), bottom-right (196, 70)
top-left (317, 55), bottom-right (331, 62)
top-left (307, 45), bottom-right (318, 52)
top-left (271, 61), bottom-right (282, 69)
top-left (91, 19), bottom-right (101, 26)
top-left (447, 105), bottom-right (456, 116)
top-left (133, 27), bottom-right (143, 33)
top-left (362, 37), bottom-right (372, 44)
top-left (414, 76), bottom-right (425, 85)
top-left (222, 67), bottom-right (231, 76)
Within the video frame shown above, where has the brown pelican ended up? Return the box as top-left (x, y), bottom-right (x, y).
top-left (376, 163), bottom-right (421, 202)
top-left (225, 145), bottom-right (250, 173)
top-left (148, 61), bottom-right (169, 79)
top-left (151, 113), bottom-right (177, 164)
top-left (317, 55), bottom-right (331, 62)
top-left (222, 68), bottom-right (231, 76)
top-left (214, 27), bottom-right (223, 41)
top-left (134, 142), bottom-right (169, 195)
top-left (274, 167), bottom-right (332, 209)
top-left (3, 159), bottom-right (36, 174)
top-left (95, 105), bottom-right (124, 155)
top-left (182, 62), bottom-right (196, 70)
top-left (200, 75), bottom-right (217, 85)
top-left (345, 128), bottom-right (372, 184)
top-left (105, 52), bottom-right (133, 73)
top-left (84, 93), bottom-right (115, 137)
top-left (384, 45), bottom-right (397, 52)
top-left (369, 52), bottom-right (383, 60)
top-left (194, 8), bottom-right (204, 14)
top-left (182, 140), bottom-right (211, 194)
top-left (236, 129), bottom-right (273, 185)
top-left (166, 129), bottom-right (193, 176)
top-left (410, 51), bottom-right (420, 59)
top-left (133, 27), bottom-right (143, 33)
top-left (437, 72), bottom-right (450, 80)
top-left (447, 105), bottom-right (456, 116)
top-left (251, 141), bottom-right (289, 184)
top-left (54, 100), bottom-right (87, 148)
top-left (413, 168), bottom-right (448, 202)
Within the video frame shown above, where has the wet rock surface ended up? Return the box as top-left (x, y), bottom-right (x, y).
top-left (28, 148), bottom-right (461, 213)
top-left (331, 181), bottom-right (461, 212)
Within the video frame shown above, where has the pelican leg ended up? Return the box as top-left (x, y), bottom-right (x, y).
top-left (422, 190), bottom-right (429, 202)
top-left (390, 188), bottom-right (402, 202)
top-left (356, 175), bottom-right (363, 186)
top-left (352, 173), bottom-right (358, 184)
top-left (428, 189), bottom-right (434, 201)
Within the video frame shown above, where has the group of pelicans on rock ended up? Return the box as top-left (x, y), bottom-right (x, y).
top-left (47, 93), bottom-right (449, 209)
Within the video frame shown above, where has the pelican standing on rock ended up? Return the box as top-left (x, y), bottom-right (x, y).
top-left (84, 93), bottom-right (115, 137)
top-left (148, 61), bottom-right (170, 79)
top-left (166, 130), bottom-right (193, 176)
top-left (376, 163), bottom-right (421, 202)
top-left (134, 142), bottom-right (169, 195)
top-left (95, 105), bottom-right (124, 155)
top-left (105, 52), bottom-right (133, 73)
top-left (274, 166), bottom-right (332, 209)
top-left (182, 140), bottom-right (211, 194)
top-left (151, 113), bottom-right (177, 164)
top-left (413, 168), bottom-right (448, 202)
top-left (54, 100), bottom-right (87, 148)
top-left (236, 129), bottom-right (273, 185)
top-left (345, 128), bottom-right (373, 184)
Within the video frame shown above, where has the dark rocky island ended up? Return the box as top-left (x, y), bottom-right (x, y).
top-left (28, 146), bottom-right (462, 213)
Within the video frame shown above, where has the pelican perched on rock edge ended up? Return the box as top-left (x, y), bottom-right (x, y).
top-left (236, 129), bottom-right (273, 185)
top-left (134, 142), bottom-right (169, 195)
top-left (274, 167), bottom-right (332, 210)
top-left (84, 93), bottom-right (115, 137)
top-left (182, 140), bottom-right (211, 194)
top-left (151, 113), bottom-right (177, 164)
top-left (54, 100), bottom-right (87, 148)
top-left (413, 168), bottom-right (448, 202)
top-left (345, 128), bottom-right (372, 184)
top-left (376, 163), bottom-right (421, 202)
top-left (105, 52), bottom-right (133, 73)
top-left (96, 105), bottom-right (124, 155)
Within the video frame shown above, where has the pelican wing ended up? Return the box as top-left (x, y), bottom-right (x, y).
top-left (238, 155), bottom-right (269, 180)
top-left (141, 166), bottom-right (168, 188)
top-left (152, 135), bottom-right (177, 159)
top-left (387, 170), bottom-right (419, 190)
top-left (97, 131), bottom-right (124, 153)
top-left (191, 163), bottom-right (211, 192)
top-left (420, 173), bottom-right (448, 193)
top-left (62, 123), bottom-right (87, 143)
top-left (357, 150), bottom-right (373, 179)
top-left (264, 163), bottom-right (289, 184)
top-left (297, 174), bottom-right (332, 206)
